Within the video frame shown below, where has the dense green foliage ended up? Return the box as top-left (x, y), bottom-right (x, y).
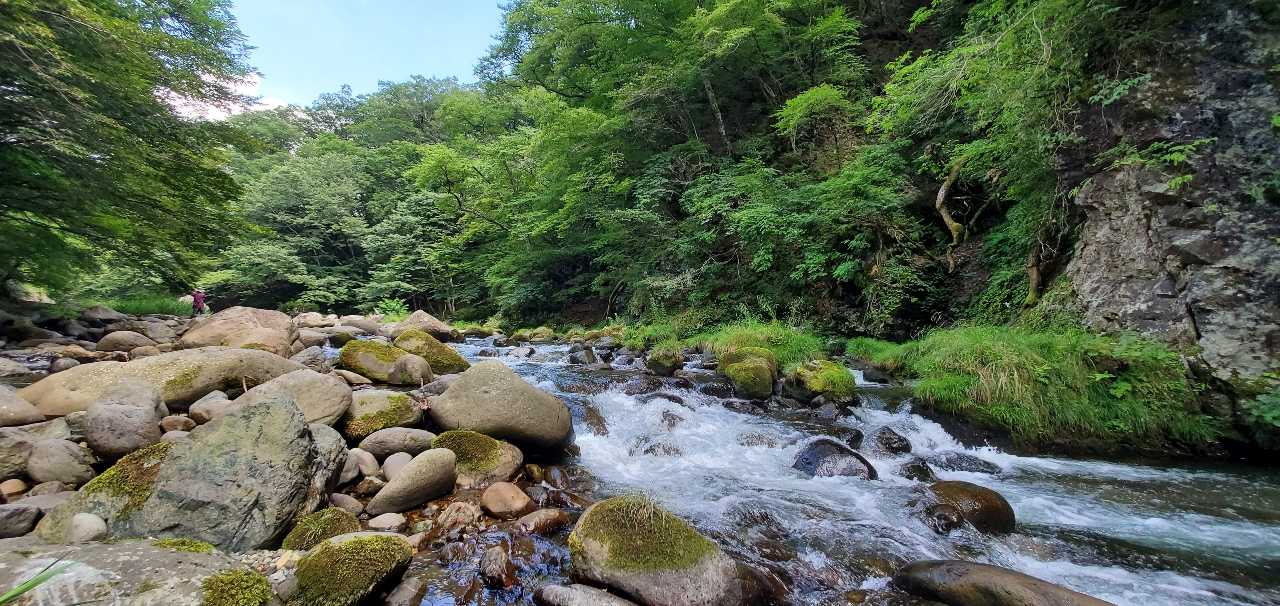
top-left (1, 0), bottom-right (253, 291)
top-left (848, 327), bottom-right (1216, 448)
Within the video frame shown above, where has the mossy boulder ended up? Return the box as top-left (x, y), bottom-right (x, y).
top-left (429, 360), bottom-right (572, 450)
top-left (722, 362), bottom-right (773, 400)
top-left (36, 441), bottom-right (176, 541)
top-left (17, 348), bottom-right (306, 416)
top-left (645, 343), bottom-right (685, 377)
top-left (717, 347), bottom-right (778, 379)
top-left (341, 391), bottom-right (421, 440)
top-left (202, 568), bottom-right (274, 606)
top-left (391, 310), bottom-right (462, 343)
top-left (529, 327), bottom-right (556, 343)
top-left (337, 340), bottom-right (411, 383)
top-left (388, 353), bottom-right (434, 386)
top-left (392, 330), bottom-right (471, 374)
top-left (282, 507), bottom-right (362, 551)
top-left (432, 430), bottom-right (523, 488)
top-left (291, 532), bottom-right (414, 606)
top-left (783, 360), bottom-right (858, 404)
top-left (569, 496), bottom-right (760, 606)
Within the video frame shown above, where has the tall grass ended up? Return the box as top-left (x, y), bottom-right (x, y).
top-left (690, 320), bottom-right (825, 372)
top-left (848, 326), bottom-right (1216, 447)
top-left (98, 297), bottom-right (193, 317)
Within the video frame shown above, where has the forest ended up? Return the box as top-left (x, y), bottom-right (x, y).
top-left (3, 0), bottom-right (1279, 454)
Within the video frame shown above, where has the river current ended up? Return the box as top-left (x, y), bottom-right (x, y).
top-left (450, 340), bottom-right (1280, 606)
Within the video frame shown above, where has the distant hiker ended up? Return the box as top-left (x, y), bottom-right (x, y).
top-left (191, 289), bottom-right (207, 318)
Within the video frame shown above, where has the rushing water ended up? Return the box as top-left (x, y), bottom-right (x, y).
top-left (449, 340), bottom-right (1280, 606)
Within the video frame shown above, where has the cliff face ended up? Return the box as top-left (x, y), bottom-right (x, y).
top-left (1059, 2), bottom-right (1280, 402)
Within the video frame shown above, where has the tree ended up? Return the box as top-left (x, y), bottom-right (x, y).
top-left (0, 0), bottom-right (254, 290)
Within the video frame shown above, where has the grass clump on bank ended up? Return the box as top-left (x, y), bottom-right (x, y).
top-left (691, 320), bottom-right (824, 371)
top-left (97, 297), bottom-right (193, 316)
top-left (847, 326), bottom-right (1215, 447)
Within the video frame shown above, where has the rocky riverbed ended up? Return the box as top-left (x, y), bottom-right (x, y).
top-left (0, 306), bottom-right (1276, 606)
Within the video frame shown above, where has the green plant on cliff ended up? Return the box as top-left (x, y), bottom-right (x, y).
top-left (1242, 387), bottom-right (1280, 449)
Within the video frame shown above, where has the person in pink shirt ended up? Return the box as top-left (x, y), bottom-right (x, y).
top-left (191, 288), bottom-right (207, 318)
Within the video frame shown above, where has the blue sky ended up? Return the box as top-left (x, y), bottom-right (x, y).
top-left (231, 0), bottom-right (505, 107)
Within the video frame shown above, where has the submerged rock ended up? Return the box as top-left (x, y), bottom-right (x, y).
top-left (792, 438), bottom-right (877, 479)
top-left (569, 495), bottom-right (759, 606)
top-left (429, 360), bottom-right (572, 450)
top-left (928, 481), bottom-right (1016, 534)
top-left (927, 451), bottom-right (1003, 474)
top-left (872, 426), bottom-right (912, 455)
top-left (893, 560), bottom-right (1116, 606)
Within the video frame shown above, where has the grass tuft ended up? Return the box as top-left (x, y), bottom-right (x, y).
top-left (690, 320), bottom-right (824, 372)
top-left (97, 297), bottom-right (193, 317)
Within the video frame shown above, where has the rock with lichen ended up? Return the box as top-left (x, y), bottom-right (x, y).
top-left (38, 398), bottom-right (315, 552)
top-left (233, 368), bottom-right (353, 426)
top-left (428, 360), bottom-right (572, 450)
top-left (340, 391), bottom-right (421, 440)
top-left (783, 360), bottom-right (859, 404)
top-left (431, 430), bottom-right (522, 487)
top-left (291, 532), bottom-right (414, 606)
top-left (202, 568), bottom-right (274, 606)
top-left (392, 330), bottom-right (470, 375)
top-left (282, 507), bottom-right (363, 551)
top-left (568, 495), bottom-right (759, 606)
top-left (337, 340), bottom-right (411, 383)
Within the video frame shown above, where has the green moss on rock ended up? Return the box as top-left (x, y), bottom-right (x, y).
top-left (154, 538), bottom-right (215, 553)
top-left (724, 362), bottom-right (774, 400)
top-left (82, 441), bottom-right (175, 519)
top-left (570, 495), bottom-right (718, 573)
top-left (392, 330), bottom-right (471, 374)
top-left (718, 347), bottom-right (778, 379)
top-left (646, 340), bottom-right (685, 376)
top-left (201, 569), bottom-right (272, 606)
top-left (338, 340), bottom-right (411, 382)
top-left (342, 393), bottom-right (417, 439)
top-left (282, 508), bottom-right (362, 551)
top-left (785, 360), bottom-right (858, 402)
top-left (290, 534), bottom-right (413, 606)
top-left (431, 430), bottom-right (500, 473)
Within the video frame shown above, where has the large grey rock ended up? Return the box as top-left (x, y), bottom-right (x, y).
top-left (341, 390), bottom-right (421, 440)
top-left (305, 423), bottom-right (348, 514)
top-left (391, 310), bottom-right (462, 342)
top-left (792, 438), bottom-right (877, 479)
top-left (429, 360), bottom-right (572, 450)
top-left (358, 427), bottom-right (436, 459)
top-left (20, 492), bottom-right (73, 513)
top-left (37, 398), bottom-right (315, 552)
top-left (179, 306), bottom-right (298, 356)
top-left (536, 584), bottom-right (641, 606)
top-left (0, 504), bottom-right (40, 538)
top-left (297, 330), bottom-right (329, 349)
top-left (0, 419), bottom-right (73, 480)
top-left (339, 315), bottom-right (381, 334)
top-left (0, 535), bottom-right (248, 603)
top-left (0, 360), bottom-right (30, 378)
top-left (188, 390), bottom-right (240, 424)
top-left (233, 369), bottom-right (352, 426)
top-left (81, 305), bottom-right (127, 324)
top-left (83, 403), bottom-right (161, 458)
top-left (291, 532), bottom-right (413, 606)
top-left (27, 439), bottom-right (95, 486)
top-left (17, 348), bottom-right (305, 416)
top-left (105, 320), bottom-right (176, 344)
top-left (0, 389), bottom-right (44, 427)
top-left (365, 449), bottom-right (456, 516)
top-left (95, 331), bottom-right (157, 353)
top-left (388, 354), bottom-right (434, 386)
top-left (893, 560), bottom-right (1115, 606)
top-left (569, 496), bottom-right (759, 606)
top-left (93, 376), bottom-right (168, 419)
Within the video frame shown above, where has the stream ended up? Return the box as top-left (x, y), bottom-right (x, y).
top-left (448, 340), bottom-right (1280, 606)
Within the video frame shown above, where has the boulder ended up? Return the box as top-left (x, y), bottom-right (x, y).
top-left (873, 426), bottom-right (912, 455)
top-left (160, 415), bottom-right (196, 432)
top-left (645, 348), bottom-right (684, 377)
top-left (437, 501), bottom-right (481, 530)
top-left (17, 348), bottom-right (306, 416)
top-left (188, 390), bottom-right (240, 424)
top-left (290, 345), bottom-right (333, 373)
top-left (792, 438), bottom-right (877, 479)
top-left (364, 449), bottom-right (457, 516)
top-left (0, 419), bottom-right (73, 480)
top-left (27, 439), bottom-right (95, 485)
top-left (429, 360), bottom-right (572, 450)
top-left (65, 512), bottom-right (108, 542)
top-left (95, 331), bottom-right (157, 353)
top-left (0, 535), bottom-right (265, 604)
top-left (161, 430), bottom-right (189, 442)
top-left (928, 452), bottom-right (1003, 475)
top-left (722, 361), bottom-right (773, 401)
top-left (569, 496), bottom-right (759, 606)
top-left (339, 315), bottom-right (382, 335)
top-left (901, 457), bottom-right (939, 483)
top-left (929, 481), bottom-right (1016, 534)
top-left (0, 389), bottom-right (44, 427)
top-left (48, 357), bottom-right (81, 374)
top-left (536, 584), bottom-right (641, 606)
top-left (37, 398), bottom-right (315, 552)
top-left (331, 369), bottom-right (372, 385)
top-left (717, 348), bottom-right (778, 379)
top-left (83, 403), bottom-right (161, 458)
top-left (0, 360), bottom-right (31, 378)
top-left (0, 479), bottom-right (25, 500)
top-left (295, 312), bottom-right (337, 329)
top-left (330, 493), bottom-right (363, 516)
top-left (81, 305), bottom-right (127, 324)
top-left (893, 560), bottom-right (1116, 606)
top-left (393, 330), bottom-right (470, 374)
top-left (481, 482), bottom-right (536, 520)
top-left (179, 306), bottom-right (298, 356)
top-left (297, 329), bottom-right (329, 349)
top-left (434, 430), bottom-right (524, 488)
top-left (567, 347), bottom-right (598, 365)
top-left (20, 492), bottom-right (74, 513)
top-left (348, 448), bottom-right (381, 478)
top-left (305, 423), bottom-right (349, 514)
top-left (92, 376), bottom-right (168, 419)
top-left (105, 320), bottom-right (176, 343)
top-left (25, 480), bottom-right (67, 497)
top-left (359, 428), bottom-right (437, 459)
top-left (381, 452), bottom-right (412, 481)
top-left (515, 508), bottom-right (570, 535)
top-left (367, 512), bottom-right (407, 532)
top-left (784, 360), bottom-right (858, 404)
top-left (341, 390), bottom-right (421, 439)
top-left (388, 353), bottom-right (434, 386)
top-left (292, 532), bottom-right (414, 606)
top-left (233, 368), bottom-right (352, 426)
top-left (480, 545), bottom-right (518, 589)
top-left (337, 340), bottom-right (411, 383)
top-left (282, 507), bottom-right (362, 551)
top-left (0, 504), bottom-right (40, 538)
top-left (392, 310), bottom-right (462, 343)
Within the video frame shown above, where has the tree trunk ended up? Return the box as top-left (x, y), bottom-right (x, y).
top-left (935, 155), bottom-right (970, 272)
top-left (701, 72), bottom-right (729, 151)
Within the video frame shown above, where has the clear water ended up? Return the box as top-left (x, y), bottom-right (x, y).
top-left (451, 340), bottom-right (1280, 606)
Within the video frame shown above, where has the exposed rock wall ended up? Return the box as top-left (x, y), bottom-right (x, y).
top-left (1060, 2), bottom-right (1280, 389)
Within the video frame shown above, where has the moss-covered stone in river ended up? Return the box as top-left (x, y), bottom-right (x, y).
top-left (785, 360), bottom-right (858, 403)
top-left (431, 429), bottom-right (500, 472)
top-left (337, 340), bottom-right (410, 382)
top-left (282, 508), bottom-right (362, 551)
top-left (392, 330), bottom-right (471, 374)
top-left (342, 391), bottom-right (419, 439)
top-left (723, 361), bottom-right (774, 400)
top-left (201, 568), bottom-right (273, 606)
top-left (569, 495), bottom-right (718, 573)
top-left (718, 347), bottom-right (778, 379)
top-left (290, 533), bottom-right (414, 606)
